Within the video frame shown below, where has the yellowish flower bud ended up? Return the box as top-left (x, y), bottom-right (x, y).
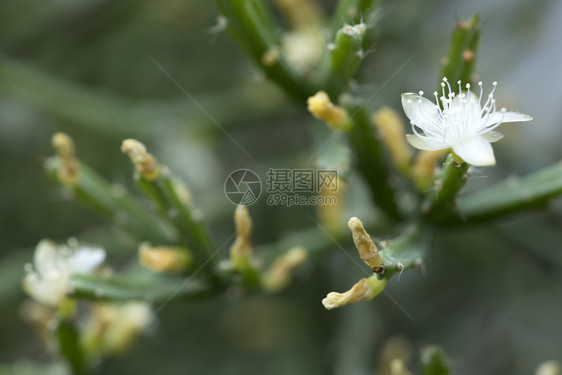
top-left (307, 91), bottom-right (350, 130)
top-left (51, 132), bottom-right (80, 187)
top-left (121, 139), bottom-right (158, 181)
top-left (138, 243), bottom-right (192, 273)
top-left (322, 275), bottom-right (386, 310)
top-left (390, 359), bottom-right (413, 375)
top-left (372, 107), bottom-right (412, 172)
top-left (273, 0), bottom-right (323, 30)
top-left (378, 336), bottom-right (414, 375)
top-left (410, 150), bottom-right (448, 191)
top-left (262, 246), bottom-right (307, 293)
top-left (261, 47), bottom-right (280, 67)
top-left (536, 361), bottom-right (561, 375)
top-left (230, 205), bottom-right (253, 271)
top-left (316, 177), bottom-right (345, 235)
top-left (347, 216), bottom-right (383, 269)
top-left (172, 178), bottom-right (193, 207)
top-left (82, 301), bottom-right (153, 356)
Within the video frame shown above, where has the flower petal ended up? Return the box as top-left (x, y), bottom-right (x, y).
top-left (452, 136), bottom-right (496, 166)
top-left (401, 93), bottom-right (440, 130)
top-left (482, 130), bottom-right (504, 143)
top-left (69, 247), bottom-right (106, 273)
top-left (34, 239), bottom-right (65, 277)
top-left (406, 134), bottom-right (448, 150)
top-left (484, 110), bottom-right (533, 127)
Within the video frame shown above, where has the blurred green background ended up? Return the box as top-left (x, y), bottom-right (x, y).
top-left (1, 0), bottom-right (561, 374)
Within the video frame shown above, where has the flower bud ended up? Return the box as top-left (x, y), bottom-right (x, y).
top-left (410, 150), bottom-right (448, 190)
top-left (372, 107), bottom-right (412, 173)
top-left (347, 217), bottom-right (382, 269)
top-left (262, 246), bottom-right (307, 293)
top-left (307, 91), bottom-right (350, 130)
top-left (51, 132), bottom-right (80, 187)
top-left (316, 177), bottom-right (345, 235)
top-left (121, 139), bottom-right (158, 181)
top-left (138, 243), bottom-right (192, 273)
top-left (536, 361), bottom-right (561, 375)
top-left (322, 275), bottom-right (386, 310)
top-left (230, 205), bottom-right (253, 271)
top-left (390, 359), bottom-right (413, 375)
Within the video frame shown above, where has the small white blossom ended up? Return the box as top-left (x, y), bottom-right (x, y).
top-left (402, 78), bottom-right (532, 166)
top-left (23, 239), bottom-right (106, 306)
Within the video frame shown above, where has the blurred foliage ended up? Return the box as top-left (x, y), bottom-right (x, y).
top-left (1, 0), bottom-right (561, 374)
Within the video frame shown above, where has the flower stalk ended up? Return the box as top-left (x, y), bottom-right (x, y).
top-left (121, 139), bottom-right (215, 261)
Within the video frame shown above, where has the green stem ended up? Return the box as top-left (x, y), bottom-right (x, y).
top-left (378, 224), bottom-right (430, 280)
top-left (440, 14), bottom-right (480, 86)
top-left (316, 25), bottom-right (366, 98)
top-left (56, 319), bottom-right (85, 375)
top-left (345, 103), bottom-right (402, 221)
top-left (450, 162), bottom-right (562, 223)
top-left (424, 154), bottom-right (469, 223)
top-left (46, 158), bottom-right (174, 244)
top-left (214, 0), bottom-right (313, 100)
top-left (69, 273), bottom-right (214, 302)
top-left (134, 171), bottom-right (215, 264)
top-left (330, 0), bottom-right (380, 35)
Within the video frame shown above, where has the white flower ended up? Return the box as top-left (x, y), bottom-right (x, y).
top-left (402, 78), bottom-right (532, 166)
top-left (23, 239), bottom-right (106, 306)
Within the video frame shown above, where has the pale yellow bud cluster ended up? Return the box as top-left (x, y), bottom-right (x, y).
top-left (138, 243), bottom-right (192, 273)
top-left (307, 91), bottom-right (350, 130)
top-left (82, 301), bottom-right (153, 356)
top-left (347, 217), bottom-right (383, 269)
top-left (322, 275), bottom-right (386, 310)
top-left (410, 149), bottom-right (448, 190)
top-left (372, 107), bottom-right (412, 173)
top-left (121, 139), bottom-right (158, 181)
top-left (51, 132), bottom-right (80, 187)
top-left (262, 246), bottom-right (307, 293)
top-left (230, 205), bottom-right (253, 271)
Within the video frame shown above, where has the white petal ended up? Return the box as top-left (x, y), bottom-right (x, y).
top-left (69, 247), bottom-right (106, 273)
top-left (482, 130), bottom-right (504, 143)
top-left (484, 110), bottom-right (533, 127)
top-left (401, 93), bottom-right (440, 130)
top-left (34, 239), bottom-right (66, 277)
top-left (23, 272), bottom-right (69, 306)
top-left (406, 134), bottom-right (448, 150)
top-left (452, 136), bottom-right (496, 166)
